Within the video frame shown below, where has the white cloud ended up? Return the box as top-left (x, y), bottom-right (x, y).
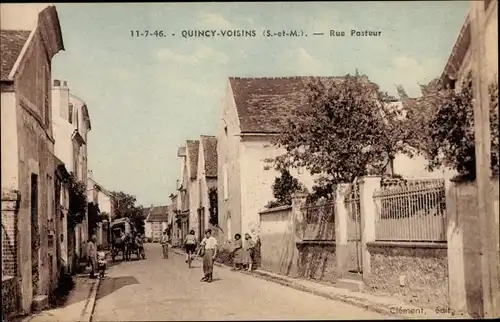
top-left (199, 12), bottom-right (233, 29)
top-left (284, 48), bottom-right (331, 75)
top-left (155, 45), bottom-right (229, 66)
top-left (373, 55), bottom-right (442, 97)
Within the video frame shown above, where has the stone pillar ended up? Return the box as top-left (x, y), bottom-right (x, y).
top-left (335, 183), bottom-right (350, 279)
top-left (359, 176), bottom-right (381, 281)
top-left (445, 178), bottom-right (468, 315)
top-left (290, 192), bottom-right (307, 276)
top-left (291, 192), bottom-right (307, 243)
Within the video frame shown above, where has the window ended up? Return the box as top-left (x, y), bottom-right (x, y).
top-left (68, 104), bottom-right (74, 124)
top-left (223, 163), bottom-right (228, 200)
top-left (76, 109), bottom-right (80, 131)
top-left (227, 216), bottom-right (231, 240)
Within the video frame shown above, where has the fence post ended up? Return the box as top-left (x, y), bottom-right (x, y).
top-left (291, 192), bottom-right (308, 243)
top-left (359, 175), bottom-right (381, 281)
top-left (335, 183), bottom-right (350, 279)
top-left (290, 192), bottom-right (307, 276)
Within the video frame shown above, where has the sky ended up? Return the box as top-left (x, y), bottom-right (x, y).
top-left (51, 1), bottom-right (469, 207)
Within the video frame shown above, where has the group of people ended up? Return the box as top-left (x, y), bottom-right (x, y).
top-left (86, 235), bottom-right (108, 278)
top-left (58, 233), bottom-right (107, 279)
top-left (180, 229), bottom-right (258, 282)
top-left (231, 233), bottom-right (257, 272)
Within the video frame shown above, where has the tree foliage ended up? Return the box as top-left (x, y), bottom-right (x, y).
top-left (266, 73), bottom-right (406, 198)
top-left (402, 73), bottom-right (499, 178)
top-left (67, 173), bottom-right (87, 228)
top-left (110, 191), bottom-right (145, 234)
top-left (266, 169), bottom-right (303, 208)
top-left (208, 187), bottom-right (218, 226)
top-left (87, 202), bottom-right (101, 236)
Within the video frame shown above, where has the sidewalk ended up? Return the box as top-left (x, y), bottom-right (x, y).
top-left (22, 274), bottom-right (101, 322)
top-left (170, 248), bottom-right (468, 320)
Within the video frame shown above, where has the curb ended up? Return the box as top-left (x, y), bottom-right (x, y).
top-left (82, 277), bottom-right (101, 322)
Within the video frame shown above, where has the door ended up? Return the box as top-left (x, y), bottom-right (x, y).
top-left (198, 208), bottom-right (205, 242)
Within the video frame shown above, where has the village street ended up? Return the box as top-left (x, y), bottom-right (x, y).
top-left (92, 243), bottom-right (391, 321)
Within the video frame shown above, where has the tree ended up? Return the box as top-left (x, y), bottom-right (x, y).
top-left (87, 202), bottom-right (101, 236)
top-left (208, 187), bottom-right (218, 226)
top-left (67, 173), bottom-right (87, 229)
top-left (266, 73), bottom-right (406, 199)
top-left (265, 170), bottom-right (303, 208)
top-left (110, 191), bottom-right (145, 234)
top-left (402, 73), bottom-right (499, 179)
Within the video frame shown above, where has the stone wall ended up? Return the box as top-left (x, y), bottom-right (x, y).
top-left (365, 242), bottom-right (449, 308)
top-left (296, 242), bottom-right (338, 283)
top-left (2, 276), bottom-right (18, 319)
top-left (259, 206), bottom-right (294, 275)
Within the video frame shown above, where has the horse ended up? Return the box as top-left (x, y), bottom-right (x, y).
top-left (111, 233), bottom-right (130, 262)
top-left (125, 234), bottom-right (142, 260)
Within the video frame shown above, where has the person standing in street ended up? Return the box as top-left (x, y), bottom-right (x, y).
top-left (199, 229), bottom-right (218, 283)
top-left (87, 235), bottom-right (98, 278)
top-left (231, 233), bottom-right (245, 271)
top-left (160, 230), bottom-right (169, 259)
top-left (244, 233), bottom-right (256, 271)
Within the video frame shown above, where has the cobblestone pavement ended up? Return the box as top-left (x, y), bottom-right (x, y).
top-left (92, 243), bottom-right (391, 321)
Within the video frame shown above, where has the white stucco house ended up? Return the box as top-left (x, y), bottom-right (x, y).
top-left (175, 141), bottom-right (202, 242)
top-left (144, 205), bottom-right (169, 242)
top-left (87, 172), bottom-right (113, 247)
top-left (193, 135), bottom-right (218, 241)
top-left (217, 77), bottom-right (317, 244)
top-left (52, 80), bottom-right (91, 259)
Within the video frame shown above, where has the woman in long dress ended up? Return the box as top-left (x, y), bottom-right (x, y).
top-left (244, 233), bottom-right (256, 271)
top-left (231, 234), bottom-right (245, 271)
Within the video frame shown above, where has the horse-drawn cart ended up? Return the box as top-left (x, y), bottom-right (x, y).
top-left (110, 217), bottom-right (145, 262)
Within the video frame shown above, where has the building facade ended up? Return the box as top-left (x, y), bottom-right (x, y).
top-left (87, 173), bottom-right (113, 247)
top-left (52, 81), bottom-right (91, 258)
top-left (145, 206), bottom-right (169, 242)
top-left (0, 4), bottom-right (64, 315)
top-left (195, 135), bottom-right (218, 241)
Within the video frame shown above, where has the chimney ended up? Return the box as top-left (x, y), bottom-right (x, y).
top-left (88, 170), bottom-right (93, 179)
top-left (53, 79), bottom-right (60, 87)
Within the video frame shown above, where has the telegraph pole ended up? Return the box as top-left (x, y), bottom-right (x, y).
top-left (470, 0), bottom-right (500, 317)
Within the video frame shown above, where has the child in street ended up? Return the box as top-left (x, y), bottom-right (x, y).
top-left (97, 251), bottom-right (107, 278)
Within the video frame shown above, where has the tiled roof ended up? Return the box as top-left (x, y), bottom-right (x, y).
top-left (1, 30), bottom-right (31, 81)
top-left (440, 14), bottom-right (470, 82)
top-left (229, 76), bottom-right (342, 133)
top-left (146, 205), bottom-right (169, 222)
top-left (201, 136), bottom-right (217, 178)
top-left (186, 140), bottom-right (200, 180)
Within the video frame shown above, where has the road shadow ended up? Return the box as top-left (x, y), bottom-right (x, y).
top-left (96, 275), bottom-right (140, 300)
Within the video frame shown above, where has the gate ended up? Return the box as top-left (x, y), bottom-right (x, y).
top-left (345, 183), bottom-right (362, 274)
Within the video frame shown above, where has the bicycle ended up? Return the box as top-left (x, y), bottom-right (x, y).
top-left (185, 244), bottom-right (197, 268)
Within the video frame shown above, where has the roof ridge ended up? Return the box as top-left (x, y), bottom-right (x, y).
top-left (229, 76), bottom-right (340, 80)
